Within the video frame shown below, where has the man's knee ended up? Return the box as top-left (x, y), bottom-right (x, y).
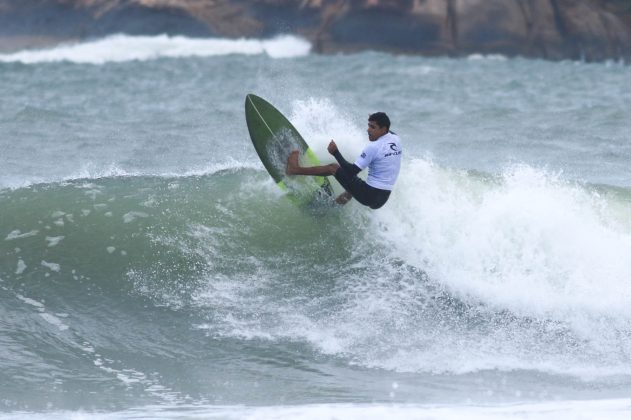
top-left (328, 163), bottom-right (340, 175)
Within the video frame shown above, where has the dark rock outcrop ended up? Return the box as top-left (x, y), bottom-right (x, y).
top-left (1, 0), bottom-right (630, 61)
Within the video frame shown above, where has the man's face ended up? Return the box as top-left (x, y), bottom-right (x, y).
top-left (367, 120), bottom-right (388, 141)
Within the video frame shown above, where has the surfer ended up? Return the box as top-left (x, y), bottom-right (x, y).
top-left (286, 112), bottom-right (401, 209)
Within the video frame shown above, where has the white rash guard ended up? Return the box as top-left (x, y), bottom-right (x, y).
top-left (354, 131), bottom-right (402, 190)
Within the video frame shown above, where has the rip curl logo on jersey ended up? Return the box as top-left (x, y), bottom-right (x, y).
top-left (361, 152), bottom-right (366, 159)
top-left (384, 143), bottom-right (401, 157)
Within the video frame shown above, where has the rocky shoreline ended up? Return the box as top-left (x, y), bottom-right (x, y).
top-left (1, 0), bottom-right (630, 61)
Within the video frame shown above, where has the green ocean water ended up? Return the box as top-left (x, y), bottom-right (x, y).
top-left (1, 35), bottom-right (631, 418)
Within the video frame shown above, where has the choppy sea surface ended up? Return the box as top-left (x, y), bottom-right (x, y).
top-left (1, 34), bottom-right (631, 419)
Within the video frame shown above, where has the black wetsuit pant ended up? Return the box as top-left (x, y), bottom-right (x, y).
top-left (332, 150), bottom-right (390, 209)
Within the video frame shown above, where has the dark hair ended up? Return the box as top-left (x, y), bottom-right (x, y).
top-left (369, 112), bottom-right (390, 130)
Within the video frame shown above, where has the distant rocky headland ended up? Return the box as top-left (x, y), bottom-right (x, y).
top-left (1, 0), bottom-right (630, 61)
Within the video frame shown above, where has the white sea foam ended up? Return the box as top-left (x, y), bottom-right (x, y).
top-left (39, 313), bottom-right (69, 331)
top-left (45, 236), bottom-right (65, 247)
top-left (468, 53), bottom-right (508, 61)
top-left (15, 293), bottom-right (69, 331)
top-left (172, 399), bottom-right (631, 420)
top-left (338, 159), bottom-right (631, 375)
top-left (41, 260), bottom-right (61, 272)
top-left (123, 211), bottom-right (149, 223)
top-left (0, 34), bottom-right (311, 64)
top-left (5, 229), bottom-right (39, 240)
top-left (376, 161), bottom-right (631, 319)
top-left (6, 399), bottom-right (631, 420)
top-left (289, 97), bottom-right (367, 171)
top-left (0, 160), bottom-right (262, 191)
top-left (15, 259), bottom-right (27, 275)
top-left (16, 294), bottom-right (45, 309)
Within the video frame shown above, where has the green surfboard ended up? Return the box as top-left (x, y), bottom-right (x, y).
top-left (245, 93), bottom-right (334, 205)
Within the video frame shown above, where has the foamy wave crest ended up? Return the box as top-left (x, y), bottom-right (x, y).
top-left (0, 159), bottom-right (261, 190)
top-left (289, 97), bottom-right (367, 161)
top-left (377, 161), bottom-right (631, 321)
top-left (467, 53), bottom-right (508, 61)
top-left (296, 160), bottom-right (631, 376)
top-left (26, 399), bottom-right (631, 420)
top-left (0, 34), bottom-right (311, 64)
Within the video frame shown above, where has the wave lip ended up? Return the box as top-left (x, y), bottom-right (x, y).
top-left (0, 159), bottom-right (262, 191)
top-left (0, 34), bottom-right (312, 64)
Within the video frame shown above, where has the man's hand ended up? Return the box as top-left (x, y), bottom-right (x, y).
top-left (327, 140), bottom-right (338, 155)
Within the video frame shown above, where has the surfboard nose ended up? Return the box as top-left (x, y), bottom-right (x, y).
top-left (245, 93), bottom-right (260, 102)
top-left (245, 93), bottom-right (261, 110)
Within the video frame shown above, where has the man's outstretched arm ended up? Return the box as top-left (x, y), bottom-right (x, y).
top-left (328, 140), bottom-right (360, 176)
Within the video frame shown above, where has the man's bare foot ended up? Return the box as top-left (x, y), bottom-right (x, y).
top-left (335, 191), bottom-right (352, 205)
top-left (286, 150), bottom-right (300, 175)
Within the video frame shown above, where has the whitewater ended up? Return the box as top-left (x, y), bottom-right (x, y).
top-left (1, 34), bottom-right (631, 419)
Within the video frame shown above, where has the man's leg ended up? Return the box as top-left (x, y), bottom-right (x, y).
top-left (286, 151), bottom-right (352, 205)
top-left (286, 150), bottom-right (338, 176)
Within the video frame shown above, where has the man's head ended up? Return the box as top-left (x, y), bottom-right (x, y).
top-left (367, 112), bottom-right (390, 141)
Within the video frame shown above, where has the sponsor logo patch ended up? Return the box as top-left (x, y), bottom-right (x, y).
top-left (384, 142), bottom-right (401, 157)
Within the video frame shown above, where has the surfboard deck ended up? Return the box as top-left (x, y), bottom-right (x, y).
top-left (245, 93), bottom-right (334, 205)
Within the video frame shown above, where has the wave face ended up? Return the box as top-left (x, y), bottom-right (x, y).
top-left (2, 165), bottom-right (631, 411)
top-left (0, 34), bottom-right (311, 64)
